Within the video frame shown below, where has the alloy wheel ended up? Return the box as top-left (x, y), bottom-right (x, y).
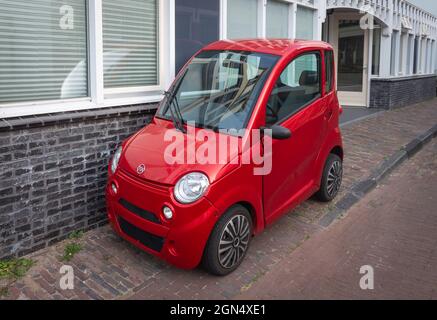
top-left (327, 160), bottom-right (343, 198)
top-left (218, 214), bottom-right (251, 269)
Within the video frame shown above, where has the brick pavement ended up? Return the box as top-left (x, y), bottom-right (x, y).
top-left (239, 138), bottom-right (437, 299)
top-left (1, 99), bottom-right (436, 300)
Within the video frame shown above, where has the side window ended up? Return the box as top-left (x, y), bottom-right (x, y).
top-left (325, 50), bottom-right (334, 93)
top-left (266, 52), bottom-right (321, 126)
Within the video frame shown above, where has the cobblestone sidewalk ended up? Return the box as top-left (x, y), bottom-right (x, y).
top-left (1, 99), bottom-right (437, 300)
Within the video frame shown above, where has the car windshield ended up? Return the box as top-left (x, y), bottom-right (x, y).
top-left (158, 50), bottom-right (279, 131)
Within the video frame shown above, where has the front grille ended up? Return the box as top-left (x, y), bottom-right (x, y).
top-left (118, 217), bottom-right (164, 252)
top-left (119, 198), bottom-right (161, 225)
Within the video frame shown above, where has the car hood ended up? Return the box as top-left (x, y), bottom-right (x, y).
top-left (119, 118), bottom-right (241, 186)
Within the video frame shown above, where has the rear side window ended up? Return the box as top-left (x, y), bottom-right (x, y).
top-left (325, 50), bottom-right (334, 93)
top-left (266, 52), bottom-right (321, 126)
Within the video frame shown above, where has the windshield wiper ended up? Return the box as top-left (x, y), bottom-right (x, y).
top-left (164, 70), bottom-right (188, 133)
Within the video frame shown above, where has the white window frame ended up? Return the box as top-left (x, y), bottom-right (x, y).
top-left (0, 0), bottom-right (174, 119)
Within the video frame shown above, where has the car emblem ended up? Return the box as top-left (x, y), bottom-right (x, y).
top-left (137, 164), bottom-right (146, 175)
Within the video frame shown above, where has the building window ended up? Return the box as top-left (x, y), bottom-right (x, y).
top-left (406, 35), bottom-right (413, 75)
top-left (102, 0), bottom-right (159, 89)
top-left (413, 37), bottom-right (419, 74)
top-left (399, 33), bottom-right (406, 75)
top-left (431, 40), bottom-right (437, 73)
top-left (424, 39), bottom-right (428, 74)
top-left (266, 0), bottom-right (289, 38)
top-left (296, 5), bottom-right (314, 40)
top-left (0, 0), bottom-right (88, 104)
top-left (175, 0), bottom-right (220, 73)
top-left (372, 27), bottom-right (381, 76)
top-left (390, 31), bottom-right (398, 76)
top-left (227, 0), bottom-right (258, 39)
top-left (426, 39), bottom-right (432, 74)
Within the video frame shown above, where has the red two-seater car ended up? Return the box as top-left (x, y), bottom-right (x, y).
top-left (106, 39), bottom-right (344, 275)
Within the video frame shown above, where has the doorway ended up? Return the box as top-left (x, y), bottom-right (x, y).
top-left (329, 13), bottom-right (369, 107)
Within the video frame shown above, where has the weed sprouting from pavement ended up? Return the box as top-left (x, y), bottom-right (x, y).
top-left (61, 230), bottom-right (85, 262)
top-left (0, 258), bottom-right (35, 298)
top-left (0, 258), bottom-right (35, 280)
top-left (62, 243), bottom-right (83, 262)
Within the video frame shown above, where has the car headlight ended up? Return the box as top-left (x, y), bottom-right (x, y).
top-left (174, 172), bottom-right (210, 204)
top-left (111, 146), bottom-right (122, 174)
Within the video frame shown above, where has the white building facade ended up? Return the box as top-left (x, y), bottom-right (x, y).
top-left (1, 0), bottom-right (436, 118)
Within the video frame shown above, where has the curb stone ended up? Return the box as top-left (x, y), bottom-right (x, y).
top-left (403, 139), bottom-right (423, 157)
top-left (318, 123), bottom-right (437, 228)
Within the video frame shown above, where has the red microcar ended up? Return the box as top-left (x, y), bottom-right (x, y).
top-left (106, 39), bottom-right (344, 276)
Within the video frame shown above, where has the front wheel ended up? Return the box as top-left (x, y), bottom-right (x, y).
top-left (202, 205), bottom-right (252, 276)
top-left (316, 154), bottom-right (343, 202)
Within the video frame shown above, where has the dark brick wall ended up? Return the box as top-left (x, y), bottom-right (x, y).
top-left (369, 75), bottom-right (437, 109)
top-left (0, 104), bottom-right (156, 259)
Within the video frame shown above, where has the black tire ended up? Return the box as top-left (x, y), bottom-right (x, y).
top-left (202, 205), bottom-right (253, 276)
top-left (315, 153), bottom-right (343, 202)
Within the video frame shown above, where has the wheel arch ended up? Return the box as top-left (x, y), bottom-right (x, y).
top-left (330, 145), bottom-right (344, 160)
top-left (235, 201), bottom-right (258, 234)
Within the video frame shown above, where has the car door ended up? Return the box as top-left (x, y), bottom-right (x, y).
top-left (263, 51), bottom-right (328, 224)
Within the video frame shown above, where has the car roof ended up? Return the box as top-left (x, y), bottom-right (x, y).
top-left (202, 39), bottom-right (333, 56)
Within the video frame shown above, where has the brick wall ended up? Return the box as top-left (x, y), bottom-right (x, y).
top-left (369, 75), bottom-right (437, 109)
top-left (0, 104), bottom-right (156, 259)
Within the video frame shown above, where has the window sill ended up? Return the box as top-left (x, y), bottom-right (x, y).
top-left (0, 94), bottom-right (163, 119)
top-left (0, 96), bottom-right (162, 132)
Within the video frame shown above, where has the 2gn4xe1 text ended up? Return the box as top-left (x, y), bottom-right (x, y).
top-left (214, 304), bottom-right (266, 315)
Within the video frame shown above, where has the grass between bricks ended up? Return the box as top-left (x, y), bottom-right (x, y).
top-left (0, 258), bottom-right (35, 298)
top-left (61, 231), bottom-right (85, 262)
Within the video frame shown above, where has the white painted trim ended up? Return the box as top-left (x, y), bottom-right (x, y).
top-left (393, 30), bottom-right (401, 76)
top-left (258, 0), bottom-right (267, 38)
top-left (220, 0), bottom-right (227, 39)
top-left (331, 12), bottom-right (369, 107)
top-left (289, 2), bottom-right (297, 39)
top-left (104, 85), bottom-right (164, 95)
top-left (89, 0), bottom-right (104, 106)
top-left (0, 95), bottom-right (163, 119)
top-left (367, 27), bottom-right (373, 108)
top-left (103, 94), bottom-right (163, 108)
top-left (161, 0), bottom-right (174, 89)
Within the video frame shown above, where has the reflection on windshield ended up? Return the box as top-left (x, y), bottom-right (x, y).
top-left (159, 50), bottom-right (278, 131)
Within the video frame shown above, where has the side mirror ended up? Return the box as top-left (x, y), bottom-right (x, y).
top-left (263, 125), bottom-right (292, 140)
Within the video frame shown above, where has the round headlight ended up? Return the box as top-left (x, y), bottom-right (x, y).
top-left (111, 146), bottom-right (122, 174)
top-left (174, 172), bottom-right (210, 204)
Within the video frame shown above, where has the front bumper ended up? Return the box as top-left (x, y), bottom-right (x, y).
top-left (106, 169), bottom-right (219, 269)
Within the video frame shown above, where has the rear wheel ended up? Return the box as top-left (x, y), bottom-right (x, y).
top-left (316, 154), bottom-right (343, 202)
top-left (202, 205), bottom-right (252, 276)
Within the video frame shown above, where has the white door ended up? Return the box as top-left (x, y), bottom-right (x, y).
top-left (330, 14), bottom-right (369, 107)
